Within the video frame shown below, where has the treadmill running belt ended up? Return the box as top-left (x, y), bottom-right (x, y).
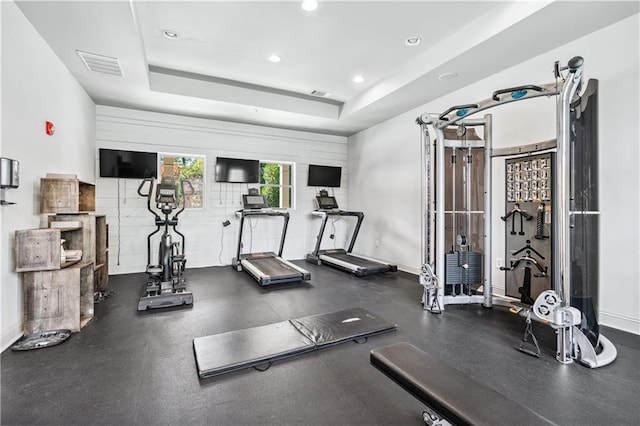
top-left (291, 307), bottom-right (397, 347)
top-left (323, 252), bottom-right (392, 274)
top-left (193, 307), bottom-right (397, 379)
top-left (246, 256), bottom-right (301, 279)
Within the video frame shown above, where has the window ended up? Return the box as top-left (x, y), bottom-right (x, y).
top-left (159, 153), bottom-right (205, 209)
top-left (259, 161), bottom-right (294, 208)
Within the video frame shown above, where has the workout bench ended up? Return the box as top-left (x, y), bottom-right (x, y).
top-left (370, 342), bottom-right (555, 425)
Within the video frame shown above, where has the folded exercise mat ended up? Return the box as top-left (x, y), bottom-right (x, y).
top-left (290, 307), bottom-right (397, 347)
top-left (194, 321), bottom-right (315, 379)
top-left (194, 307), bottom-right (396, 379)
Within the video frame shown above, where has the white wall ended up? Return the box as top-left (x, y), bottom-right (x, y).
top-left (348, 15), bottom-right (640, 334)
top-left (1, 1), bottom-right (96, 350)
top-left (95, 106), bottom-right (349, 275)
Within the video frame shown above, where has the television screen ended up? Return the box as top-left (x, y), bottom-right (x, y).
top-left (215, 157), bottom-right (259, 183)
top-left (308, 164), bottom-right (341, 187)
top-left (99, 149), bottom-right (157, 179)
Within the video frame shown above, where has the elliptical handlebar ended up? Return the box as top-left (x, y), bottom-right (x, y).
top-left (172, 180), bottom-right (195, 220)
top-left (138, 177), bottom-right (161, 221)
top-left (137, 177), bottom-right (154, 196)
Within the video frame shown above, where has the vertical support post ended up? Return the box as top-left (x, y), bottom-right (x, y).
top-left (435, 127), bottom-right (446, 311)
top-left (277, 212), bottom-right (290, 257)
top-left (236, 213), bottom-right (246, 261)
top-left (553, 59), bottom-right (584, 303)
top-left (483, 114), bottom-right (493, 307)
top-left (421, 124), bottom-right (428, 268)
top-left (554, 57), bottom-right (584, 363)
top-left (311, 212), bottom-right (329, 257)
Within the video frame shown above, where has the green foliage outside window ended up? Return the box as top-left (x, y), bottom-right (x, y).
top-left (260, 163), bottom-right (281, 207)
top-left (260, 162), bottom-right (293, 208)
top-left (159, 154), bottom-right (205, 209)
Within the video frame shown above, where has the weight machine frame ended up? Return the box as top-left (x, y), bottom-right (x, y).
top-left (417, 57), bottom-right (616, 368)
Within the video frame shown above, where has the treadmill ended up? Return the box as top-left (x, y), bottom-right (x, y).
top-left (232, 193), bottom-right (311, 286)
top-left (306, 192), bottom-right (397, 276)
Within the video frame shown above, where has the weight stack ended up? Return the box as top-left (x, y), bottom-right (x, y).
top-left (445, 251), bottom-right (482, 286)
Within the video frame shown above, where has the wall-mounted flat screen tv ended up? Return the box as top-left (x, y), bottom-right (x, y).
top-left (308, 164), bottom-right (342, 187)
top-left (99, 149), bottom-right (157, 179)
top-left (215, 157), bottom-right (259, 183)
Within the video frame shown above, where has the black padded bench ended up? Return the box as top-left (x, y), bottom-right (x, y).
top-left (370, 342), bottom-right (555, 426)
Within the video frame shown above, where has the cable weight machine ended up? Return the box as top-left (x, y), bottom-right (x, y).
top-left (417, 56), bottom-right (616, 368)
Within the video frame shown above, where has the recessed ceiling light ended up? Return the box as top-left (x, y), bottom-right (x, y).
top-left (162, 30), bottom-right (179, 40)
top-left (353, 75), bottom-right (364, 83)
top-left (301, 0), bottom-right (318, 12)
top-left (405, 36), bottom-right (421, 46)
top-left (438, 72), bottom-right (458, 81)
top-left (268, 55), bottom-right (281, 63)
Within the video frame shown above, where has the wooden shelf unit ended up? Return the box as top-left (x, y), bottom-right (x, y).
top-left (22, 262), bottom-right (94, 333)
top-left (15, 227), bottom-right (82, 272)
top-left (15, 226), bottom-right (94, 333)
top-left (40, 176), bottom-right (95, 214)
top-left (49, 213), bottom-right (109, 296)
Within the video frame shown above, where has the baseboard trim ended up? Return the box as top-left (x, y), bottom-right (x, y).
top-left (600, 311), bottom-right (640, 335)
top-left (397, 264), bottom-right (420, 275)
top-left (1, 323), bottom-right (23, 353)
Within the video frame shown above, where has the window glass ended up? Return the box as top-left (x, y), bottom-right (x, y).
top-left (159, 154), bottom-right (205, 209)
top-left (259, 162), bottom-right (294, 208)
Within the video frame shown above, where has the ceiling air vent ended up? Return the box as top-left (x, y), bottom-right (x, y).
top-left (310, 90), bottom-right (328, 97)
top-left (76, 50), bottom-right (123, 77)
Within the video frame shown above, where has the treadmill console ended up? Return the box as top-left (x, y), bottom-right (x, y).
top-left (243, 194), bottom-right (269, 210)
top-left (316, 195), bottom-right (339, 210)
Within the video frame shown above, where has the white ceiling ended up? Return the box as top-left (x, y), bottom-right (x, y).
top-left (15, 1), bottom-right (640, 136)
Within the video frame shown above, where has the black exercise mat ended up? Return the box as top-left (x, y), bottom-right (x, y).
top-left (290, 307), bottom-right (397, 348)
top-left (193, 321), bottom-right (315, 379)
top-left (193, 307), bottom-right (396, 379)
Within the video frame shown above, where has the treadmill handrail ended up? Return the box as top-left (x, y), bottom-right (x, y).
top-left (310, 209), bottom-right (364, 256)
top-left (235, 209), bottom-right (291, 260)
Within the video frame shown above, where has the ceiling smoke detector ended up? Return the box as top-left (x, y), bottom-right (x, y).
top-left (76, 50), bottom-right (123, 77)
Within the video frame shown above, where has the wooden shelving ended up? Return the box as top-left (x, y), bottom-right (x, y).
top-left (15, 227), bottom-right (82, 272)
top-left (15, 175), bottom-right (108, 335)
top-left (40, 175), bottom-right (95, 214)
top-left (15, 226), bottom-right (94, 332)
top-left (22, 262), bottom-right (94, 333)
top-left (48, 213), bottom-right (109, 297)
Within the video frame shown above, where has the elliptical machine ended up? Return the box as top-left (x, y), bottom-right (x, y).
top-left (137, 176), bottom-right (194, 310)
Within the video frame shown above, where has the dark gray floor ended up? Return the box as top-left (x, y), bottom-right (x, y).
top-left (2, 262), bottom-right (639, 425)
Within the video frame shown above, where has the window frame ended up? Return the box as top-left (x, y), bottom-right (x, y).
top-left (259, 160), bottom-right (296, 210)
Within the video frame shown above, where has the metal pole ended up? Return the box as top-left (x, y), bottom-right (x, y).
top-left (554, 57), bottom-right (584, 363)
top-left (483, 114), bottom-right (493, 307)
top-left (554, 57), bottom-right (584, 303)
top-left (435, 127), bottom-right (446, 310)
